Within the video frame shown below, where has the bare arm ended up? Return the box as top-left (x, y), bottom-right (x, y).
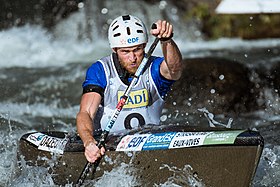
top-left (150, 20), bottom-right (183, 80)
top-left (76, 92), bottom-right (105, 162)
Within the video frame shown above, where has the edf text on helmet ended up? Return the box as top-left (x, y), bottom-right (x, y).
top-left (127, 37), bottom-right (139, 44)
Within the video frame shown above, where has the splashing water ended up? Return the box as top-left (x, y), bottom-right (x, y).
top-left (253, 145), bottom-right (280, 186)
top-left (156, 164), bottom-right (206, 187)
top-left (0, 117), bottom-right (21, 186)
top-left (87, 163), bottom-right (140, 187)
top-left (198, 108), bottom-right (233, 128)
top-left (10, 156), bottom-right (55, 187)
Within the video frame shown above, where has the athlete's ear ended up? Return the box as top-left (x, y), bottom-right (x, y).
top-left (112, 48), bottom-right (117, 53)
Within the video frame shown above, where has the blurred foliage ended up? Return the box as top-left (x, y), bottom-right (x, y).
top-left (1, 0), bottom-right (280, 39)
top-left (0, 0), bottom-right (80, 29)
top-left (182, 2), bottom-right (280, 39)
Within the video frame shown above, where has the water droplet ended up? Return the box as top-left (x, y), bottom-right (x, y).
top-left (159, 0), bottom-right (167, 9)
top-left (101, 8), bottom-right (108, 14)
top-left (160, 115), bottom-right (167, 122)
top-left (78, 2), bottom-right (84, 8)
top-left (219, 74), bottom-right (224, 80)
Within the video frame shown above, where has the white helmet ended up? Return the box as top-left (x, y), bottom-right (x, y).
top-left (108, 15), bottom-right (148, 48)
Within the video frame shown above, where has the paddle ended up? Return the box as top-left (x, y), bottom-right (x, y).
top-left (76, 24), bottom-right (159, 186)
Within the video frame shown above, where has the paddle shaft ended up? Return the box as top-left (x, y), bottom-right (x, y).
top-left (76, 35), bottom-right (160, 186)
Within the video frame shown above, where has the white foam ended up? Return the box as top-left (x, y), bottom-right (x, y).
top-left (0, 102), bottom-right (79, 125)
top-left (1, 23), bottom-right (280, 68)
top-left (0, 25), bottom-right (110, 68)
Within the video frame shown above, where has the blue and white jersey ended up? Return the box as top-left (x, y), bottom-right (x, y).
top-left (83, 53), bottom-right (174, 133)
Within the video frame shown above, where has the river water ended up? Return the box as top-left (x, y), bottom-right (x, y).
top-left (1, 1), bottom-right (280, 187)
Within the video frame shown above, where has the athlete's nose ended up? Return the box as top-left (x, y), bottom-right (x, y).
top-left (128, 52), bottom-right (137, 62)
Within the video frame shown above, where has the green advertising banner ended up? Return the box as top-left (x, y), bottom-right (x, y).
top-left (203, 130), bottom-right (245, 145)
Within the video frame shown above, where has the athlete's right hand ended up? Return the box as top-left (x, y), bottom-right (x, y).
top-left (84, 140), bottom-right (106, 163)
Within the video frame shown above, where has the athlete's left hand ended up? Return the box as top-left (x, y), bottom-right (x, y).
top-left (150, 20), bottom-right (173, 40)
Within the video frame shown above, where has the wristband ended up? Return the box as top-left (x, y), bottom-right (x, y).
top-left (160, 33), bottom-right (173, 41)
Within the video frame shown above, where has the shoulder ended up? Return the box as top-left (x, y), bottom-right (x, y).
top-left (149, 56), bottom-right (175, 98)
top-left (84, 61), bottom-right (105, 81)
top-left (87, 60), bottom-right (104, 72)
top-left (87, 54), bottom-right (113, 69)
top-left (86, 54), bottom-right (114, 76)
top-left (151, 56), bottom-right (164, 66)
top-left (150, 56), bottom-right (164, 74)
top-left (83, 60), bottom-right (107, 89)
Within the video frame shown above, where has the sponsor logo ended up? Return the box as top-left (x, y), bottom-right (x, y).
top-left (39, 136), bottom-right (61, 149)
top-left (203, 130), bottom-right (244, 145)
top-left (127, 37), bottom-right (139, 44)
top-left (28, 134), bottom-right (45, 142)
top-left (118, 89), bottom-right (148, 109)
top-left (175, 132), bottom-right (210, 137)
top-left (26, 132), bottom-right (68, 154)
top-left (27, 133), bottom-right (46, 146)
top-left (116, 134), bottom-right (150, 151)
top-left (38, 136), bottom-right (68, 154)
top-left (172, 138), bottom-right (201, 147)
top-left (128, 136), bottom-right (148, 148)
top-left (116, 136), bottom-right (133, 150)
top-left (143, 132), bottom-right (176, 150)
top-left (120, 39), bottom-right (126, 45)
top-left (169, 132), bottom-right (207, 149)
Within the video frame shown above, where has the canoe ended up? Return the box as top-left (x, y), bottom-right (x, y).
top-left (17, 125), bottom-right (264, 186)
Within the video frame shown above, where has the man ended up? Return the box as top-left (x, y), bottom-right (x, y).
top-left (76, 15), bottom-right (183, 163)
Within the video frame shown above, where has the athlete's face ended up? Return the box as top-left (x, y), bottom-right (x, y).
top-left (115, 44), bottom-right (146, 74)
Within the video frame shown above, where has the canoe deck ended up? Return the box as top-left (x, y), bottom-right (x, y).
top-left (17, 125), bottom-right (264, 186)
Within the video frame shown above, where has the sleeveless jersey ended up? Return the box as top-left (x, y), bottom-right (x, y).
top-left (93, 55), bottom-right (165, 133)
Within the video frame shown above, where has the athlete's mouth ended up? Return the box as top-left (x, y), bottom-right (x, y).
top-left (129, 62), bottom-right (138, 67)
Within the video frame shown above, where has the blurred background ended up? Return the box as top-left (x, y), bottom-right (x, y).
top-left (0, 0), bottom-right (280, 186)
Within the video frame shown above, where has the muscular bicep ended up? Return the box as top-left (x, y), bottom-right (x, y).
top-left (79, 92), bottom-right (102, 119)
top-left (159, 40), bottom-right (183, 80)
top-left (160, 60), bottom-right (171, 79)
